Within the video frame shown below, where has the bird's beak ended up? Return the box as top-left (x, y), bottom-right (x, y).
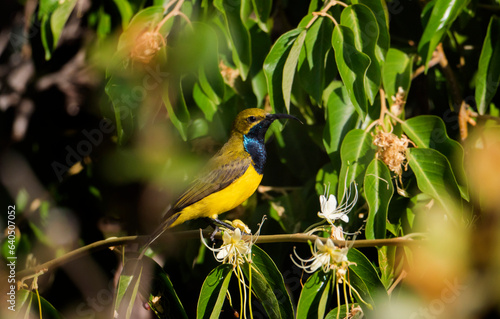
top-left (266, 113), bottom-right (303, 124)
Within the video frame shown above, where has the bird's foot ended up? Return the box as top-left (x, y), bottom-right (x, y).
top-left (210, 225), bottom-right (219, 242)
top-left (205, 218), bottom-right (252, 242)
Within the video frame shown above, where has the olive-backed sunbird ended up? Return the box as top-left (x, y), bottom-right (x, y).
top-left (143, 108), bottom-right (299, 250)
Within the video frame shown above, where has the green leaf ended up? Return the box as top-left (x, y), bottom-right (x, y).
top-left (252, 0), bottom-right (272, 32)
top-left (50, 0), bottom-right (78, 50)
top-left (39, 0), bottom-right (58, 19)
top-left (114, 259), bottom-right (144, 319)
top-left (382, 48), bottom-right (413, 107)
top-left (168, 22), bottom-right (223, 76)
top-left (40, 0), bottom-right (78, 60)
top-left (402, 116), bottom-right (468, 200)
top-left (193, 82), bottom-right (217, 122)
top-left (249, 26), bottom-right (271, 107)
top-left (407, 148), bottom-right (462, 217)
top-left (39, 0), bottom-right (58, 59)
top-left (407, 193), bottom-right (434, 228)
top-left (476, 16), bottom-right (500, 115)
top-left (377, 245), bottom-right (397, 289)
top-left (214, 0), bottom-right (252, 80)
top-left (338, 129), bottom-right (376, 201)
top-left (323, 85), bottom-right (359, 163)
top-left (197, 264), bottom-right (232, 319)
top-left (241, 0), bottom-right (252, 25)
top-left (282, 30), bottom-right (306, 112)
top-left (242, 245), bottom-right (294, 319)
top-left (163, 80), bottom-right (190, 141)
top-left (41, 14), bottom-right (53, 60)
top-left (340, 4), bottom-right (381, 105)
top-left (308, 0), bottom-right (320, 13)
top-left (364, 159), bottom-right (394, 240)
top-left (325, 303), bottom-right (362, 319)
top-left (347, 248), bottom-right (387, 310)
top-left (298, 17), bottom-right (334, 103)
top-left (316, 162), bottom-right (340, 204)
top-left (113, 0), bottom-right (134, 29)
top-left (352, 0), bottom-right (390, 63)
top-left (195, 23), bottom-right (225, 105)
top-left (140, 256), bottom-right (188, 319)
top-left (296, 271), bottom-right (332, 319)
top-left (96, 8), bottom-right (112, 39)
top-left (16, 189), bottom-right (29, 212)
top-left (418, 0), bottom-right (470, 72)
top-left (16, 289), bottom-right (62, 319)
top-left (331, 25), bottom-right (371, 117)
top-left (105, 75), bottom-right (138, 145)
top-left (264, 28), bottom-right (304, 114)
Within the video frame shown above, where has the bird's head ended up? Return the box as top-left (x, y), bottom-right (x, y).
top-left (232, 108), bottom-right (300, 137)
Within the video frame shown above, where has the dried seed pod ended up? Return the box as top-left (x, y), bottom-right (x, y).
top-left (373, 130), bottom-right (415, 194)
top-left (130, 31), bottom-right (165, 64)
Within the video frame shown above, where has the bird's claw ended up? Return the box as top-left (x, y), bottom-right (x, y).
top-left (210, 226), bottom-right (220, 242)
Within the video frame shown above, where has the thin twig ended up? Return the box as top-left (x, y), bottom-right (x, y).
top-left (18, 236), bottom-right (142, 280)
top-left (412, 53), bottom-right (442, 80)
top-left (305, 0), bottom-right (347, 29)
top-left (379, 88), bottom-right (388, 131)
top-left (436, 43), bottom-right (462, 107)
top-left (17, 231), bottom-right (421, 279)
top-left (387, 270), bottom-right (407, 295)
top-left (154, 0), bottom-right (188, 33)
top-left (364, 119), bottom-right (380, 133)
top-left (365, 88), bottom-right (404, 133)
top-left (312, 12), bottom-right (338, 27)
top-left (384, 110), bottom-right (405, 125)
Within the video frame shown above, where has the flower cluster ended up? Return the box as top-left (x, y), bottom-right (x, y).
top-left (292, 181), bottom-right (369, 319)
top-left (209, 228), bottom-right (250, 265)
top-left (201, 218), bottom-right (263, 267)
top-left (294, 222), bottom-right (353, 276)
top-left (292, 230), bottom-right (350, 274)
top-left (201, 218), bottom-right (264, 319)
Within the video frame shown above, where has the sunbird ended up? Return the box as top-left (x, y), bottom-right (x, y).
top-left (142, 108), bottom-right (299, 251)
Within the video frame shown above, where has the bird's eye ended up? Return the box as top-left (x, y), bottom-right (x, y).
top-left (247, 116), bottom-right (257, 123)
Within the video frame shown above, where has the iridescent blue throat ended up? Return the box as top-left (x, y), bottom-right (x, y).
top-left (243, 122), bottom-right (269, 175)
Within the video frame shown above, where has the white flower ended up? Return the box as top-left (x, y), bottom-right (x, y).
top-left (201, 217), bottom-right (265, 266)
top-left (201, 228), bottom-right (250, 265)
top-left (317, 182), bottom-right (358, 225)
top-left (201, 218), bottom-right (266, 319)
top-left (292, 238), bottom-right (349, 273)
top-left (218, 229), bottom-right (251, 264)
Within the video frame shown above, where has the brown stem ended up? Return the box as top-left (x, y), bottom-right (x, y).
top-left (387, 270), bottom-right (407, 295)
top-left (436, 43), bottom-right (462, 108)
top-left (17, 231), bottom-right (421, 280)
top-left (306, 0), bottom-right (347, 29)
top-left (379, 88), bottom-right (388, 130)
top-left (412, 53), bottom-right (442, 80)
top-left (154, 0), bottom-right (187, 33)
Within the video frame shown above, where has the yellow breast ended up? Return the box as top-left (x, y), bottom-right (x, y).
top-left (170, 165), bottom-right (263, 227)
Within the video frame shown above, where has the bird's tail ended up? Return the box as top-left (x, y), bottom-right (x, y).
top-left (138, 211), bottom-right (180, 259)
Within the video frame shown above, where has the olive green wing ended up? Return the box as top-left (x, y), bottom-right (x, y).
top-left (172, 154), bottom-right (252, 212)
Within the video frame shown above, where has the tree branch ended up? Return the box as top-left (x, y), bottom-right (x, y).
top-left (18, 231), bottom-right (422, 280)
